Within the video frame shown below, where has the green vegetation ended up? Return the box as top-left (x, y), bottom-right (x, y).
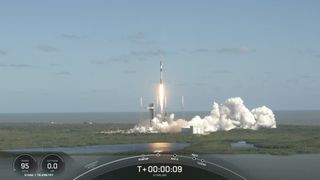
top-left (0, 123), bottom-right (320, 155)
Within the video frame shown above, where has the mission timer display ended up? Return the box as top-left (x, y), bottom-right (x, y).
top-left (137, 165), bottom-right (183, 173)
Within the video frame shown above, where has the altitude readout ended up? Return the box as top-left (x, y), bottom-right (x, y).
top-left (41, 154), bottom-right (64, 174)
top-left (137, 165), bottom-right (183, 173)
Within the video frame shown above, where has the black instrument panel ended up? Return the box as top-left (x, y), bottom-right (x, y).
top-left (73, 154), bottom-right (247, 180)
top-left (3, 152), bottom-right (247, 180)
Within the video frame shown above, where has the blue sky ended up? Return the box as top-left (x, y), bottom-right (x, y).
top-left (0, 0), bottom-right (320, 113)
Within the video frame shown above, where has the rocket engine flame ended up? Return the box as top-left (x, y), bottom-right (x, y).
top-left (159, 83), bottom-right (165, 115)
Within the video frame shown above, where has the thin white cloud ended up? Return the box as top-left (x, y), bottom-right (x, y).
top-left (131, 49), bottom-right (165, 57)
top-left (108, 56), bottom-right (128, 63)
top-left (295, 48), bottom-right (320, 59)
top-left (0, 63), bottom-right (32, 68)
top-left (90, 59), bottom-right (106, 65)
top-left (90, 48), bottom-right (174, 66)
top-left (55, 71), bottom-right (71, 76)
top-left (217, 47), bottom-right (256, 54)
top-left (124, 69), bottom-right (137, 74)
top-left (212, 70), bottom-right (233, 74)
top-left (295, 49), bottom-right (316, 55)
top-left (37, 45), bottom-right (59, 53)
top-left (185, 47), bottom-right (255, 54)
top-left (61, 33), bottom-right (81, 39)
top-left (127, 32), bottom-right (145, 41)
top-left (0, 49), bottom-right (7, 55)
top-left (191, 48), bottom-right (212, 53)
top-left (50, 63), bottom-right (62, 67)
top-left (117, 32), bottom-right (157, 45)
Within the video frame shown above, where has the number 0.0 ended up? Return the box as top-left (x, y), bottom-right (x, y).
top-left (47, 163), bottom-right (58, 170)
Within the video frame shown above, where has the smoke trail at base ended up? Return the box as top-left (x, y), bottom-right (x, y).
top-left (129, 97), bottom-right (276, 135)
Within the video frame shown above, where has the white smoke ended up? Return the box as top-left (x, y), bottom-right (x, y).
top-left (130, 97), bottom-right (276, 135)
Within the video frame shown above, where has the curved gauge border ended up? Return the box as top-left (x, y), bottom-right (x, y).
top-left (12, 153), bottom-right (37, 174)
top-left (73, 154), bottom-right (248, 180)
top-left (40, 153), bottom-right (65, 173)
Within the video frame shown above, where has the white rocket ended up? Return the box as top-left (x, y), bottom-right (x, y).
top-left (158, 61), bottom-right (166, 118)
top-left (160, 61), bottom-right (163, 84)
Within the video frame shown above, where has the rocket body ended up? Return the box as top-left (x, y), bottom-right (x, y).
top-left (159, 61), bottom-right (165, 117)
top-left (160, 61), bottom-right (163, 84)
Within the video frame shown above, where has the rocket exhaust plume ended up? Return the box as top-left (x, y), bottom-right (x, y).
top-left (158, 61), bottom-right (165, 117)
top-left (159, 84), bottom-right (165, 114)
top-left (130, 97), bottom-right (277, 135)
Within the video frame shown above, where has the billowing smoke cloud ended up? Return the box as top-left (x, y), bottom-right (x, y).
top-left (129, 97), bottom-right (276, 135)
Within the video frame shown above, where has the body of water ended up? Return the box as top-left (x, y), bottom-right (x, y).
top-left (4, 143), bottom-right (190, 154)
top-left (230, 141), bottom-right (255, 148)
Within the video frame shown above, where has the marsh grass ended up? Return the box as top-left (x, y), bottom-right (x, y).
top-left (0, 123), bottom-right (319, 155)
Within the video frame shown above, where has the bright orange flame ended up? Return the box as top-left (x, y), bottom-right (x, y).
top-left (159, 84), bottom-right (165, 114)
